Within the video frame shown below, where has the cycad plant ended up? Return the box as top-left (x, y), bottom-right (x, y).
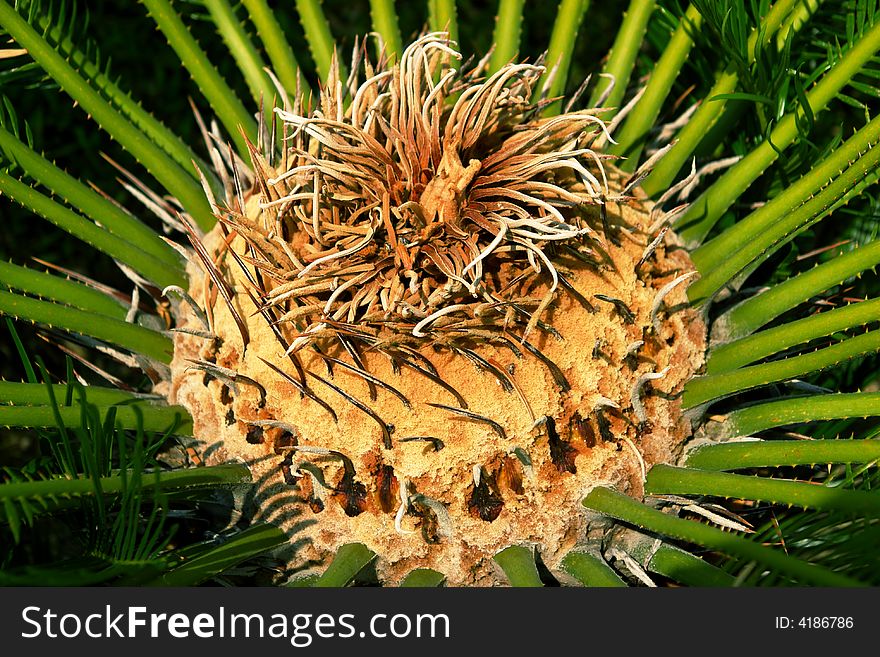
top-left (1, 0), bottom-right (879, 587)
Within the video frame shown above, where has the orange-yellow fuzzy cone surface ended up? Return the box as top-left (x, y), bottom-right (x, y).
top-left (170, 187), bottom-right (705, 586)
top-left (168, 34), bottom-right (706, 585)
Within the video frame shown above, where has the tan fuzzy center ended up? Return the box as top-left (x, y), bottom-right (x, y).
top-left (169, 178), bottom-right (705, 586)
top-left (168, 34), bottom-right (706, 585)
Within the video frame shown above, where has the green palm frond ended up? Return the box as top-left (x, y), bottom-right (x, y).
top-left (16, 1), bottom-right (214, 183)
top-left (0, 2), bottom-right (217, 231)
top-left (0, 353), bottom-right (280, 584)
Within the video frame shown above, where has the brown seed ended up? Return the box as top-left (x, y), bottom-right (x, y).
top-left (467, 467), bottom-right (504, 522)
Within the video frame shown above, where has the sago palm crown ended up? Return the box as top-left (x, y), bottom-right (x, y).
top-left (0, 0), bottom-right (878, 587)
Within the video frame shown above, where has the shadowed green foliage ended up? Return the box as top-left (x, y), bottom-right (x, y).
top-left (0, 364), bottom-right (279, 585)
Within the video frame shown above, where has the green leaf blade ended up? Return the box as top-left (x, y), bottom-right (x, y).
top-left (677, 17), bottom-right (880, 244)
top-left (725, 392), bottom-right (880, 437)
top-left (686, 439), bottom-right (880, 471)
top-left (399, 568), bottom-right (446, 587)
top-left (0, 290), bottom-right (173, 364)
top-left (295, 0), bottom-right (340, 82)
top-left (313, 542), bottom-right (377, 587)
top-left (241, 0), bottom-right (305, 98)
top-left (493, 545), bottom-right (543, 587)
top-left (560, 550), bottom-right (626, 587)
top-left (609, 4), bottom-right (703, 168)
top-left (684, 328), bottom-right (880, 408)
top-left (724, 239), bottom-right (880, 339)
top-left (428, 0), bottom-right (458, 44)
top-left (708, 298), bottom-right (880, 373)
top-left (583, 486), bottom-right (864, 586)
top-left (369, 0), bottom-right (402, 63)
top-left (149, 524), bottom-right (284, 586)
top-left (0, 173), bottom-right (185, 290)
top-left (646, 464), bottom-right (880, 516)
top-left (203, 0), bottom-right (277, 109)
top-left (140, 0), bottom-right (257, 164)
top-left (537, 0), bottom-right (590, 116)
top-left (588, 0), bottom-right (656, 110)
top-left (0, 2), bottom-right (217, 232)
top-left (0, 260), bottom-right (127, 319)
top-left (489, 0), bottom-right (526, 73)
top-left (689, 113), bottom-right (880, 303)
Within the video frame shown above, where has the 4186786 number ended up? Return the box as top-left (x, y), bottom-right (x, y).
top-left (775, 617), bottom-right (854, 629)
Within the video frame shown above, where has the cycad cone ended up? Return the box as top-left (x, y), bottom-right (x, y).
top-left (169, 36), bottom-right (706, 586)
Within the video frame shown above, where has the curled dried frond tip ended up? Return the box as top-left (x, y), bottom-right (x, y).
top-left (244, 32), bottom-right (618, 357)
